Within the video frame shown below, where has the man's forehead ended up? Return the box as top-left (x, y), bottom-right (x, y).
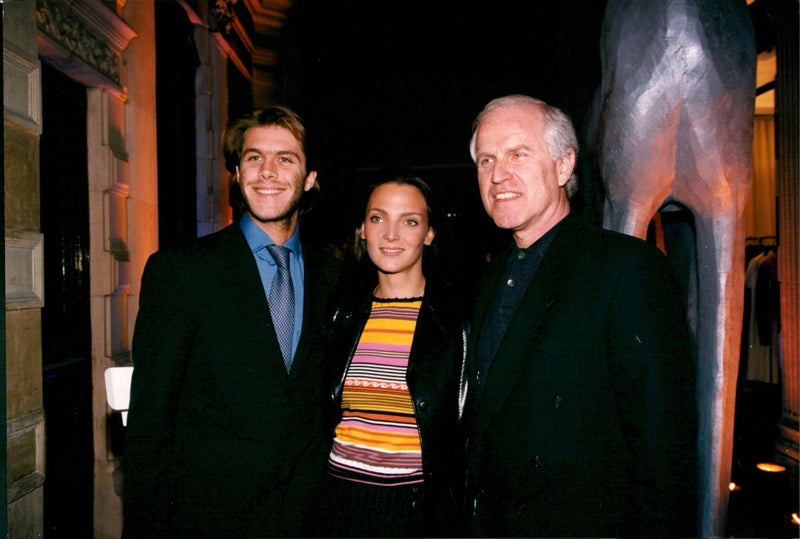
top-left (481, 103), bottom-right (542, 131)
top-left (243, 125), bottom-right (303, 149)
top-left (476, 107), bottom-right (544, 149)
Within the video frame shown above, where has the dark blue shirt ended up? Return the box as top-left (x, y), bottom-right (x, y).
top-left (476, 218), bottom-right (564, 387)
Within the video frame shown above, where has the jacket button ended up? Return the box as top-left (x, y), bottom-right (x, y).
top-left (418, 400), bottom-right (429, 411)
top-left (552, 395), bottom-right (563, 407)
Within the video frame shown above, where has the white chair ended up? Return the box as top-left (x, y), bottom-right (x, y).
top-left (104, 366), bottom-right (133, 426)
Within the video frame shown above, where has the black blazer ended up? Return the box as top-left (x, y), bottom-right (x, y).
top-left (123, 224), bottom-right (338, 538)
top-left (324, 280), bottom-right (467, 536)
top-left (464, 214), bottom-right (697, 537)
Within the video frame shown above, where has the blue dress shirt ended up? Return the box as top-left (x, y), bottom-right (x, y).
top-left (240, 214), bottom-right (304, 360)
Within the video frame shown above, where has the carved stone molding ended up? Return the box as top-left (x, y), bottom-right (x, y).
top-left (104, 180), bottom-right (130, 262)
top-left (37, 0), bottom-right (120, 84)
top-left (36, 0), bottom-right (137, 100)
top-left (241, 0), bottom-right (289, 33)
top-left (211, 0), bottom-right (286, 81)
top-left (105, 285), bottom-right (131, 361)
top-left (212, 0), bottom-right (288, 35)
top-left (5, 230), bottom-right (45, 311)
top-left (7, 409), bottom-right (45, 503)
top-left (3, 44), bottom-right (42, 133)
top-left (211, 0), bottom-right (239, 34)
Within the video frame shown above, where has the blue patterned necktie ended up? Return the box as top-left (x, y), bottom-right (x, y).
top-left (267, 245), bottom-right (295, 371)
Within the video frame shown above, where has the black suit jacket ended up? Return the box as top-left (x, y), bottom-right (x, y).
top-left (464, 214), bottom-right (697, 537)
top-left (123, 224), bottom-right (338, 538)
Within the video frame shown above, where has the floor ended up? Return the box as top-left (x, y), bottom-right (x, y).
top-left (727, 380), bottom-right (798, 537)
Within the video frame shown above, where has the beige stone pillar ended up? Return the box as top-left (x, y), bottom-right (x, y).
top-left (87, 2), bottom-right (158, 537)
top-left (194, 18), bottom-right (233, 236)
top-left (4, 0), bottom-right (45, 535)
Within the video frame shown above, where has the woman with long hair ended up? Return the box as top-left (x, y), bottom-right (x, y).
top-left (318, 170), bottom-right (467, 537)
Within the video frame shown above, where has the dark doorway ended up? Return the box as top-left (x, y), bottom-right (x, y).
top-left (155, 1), bottom-right (200, 249)
top-left (648, 205), bottom-right (698, 335)
top-left (40, 61), bottom-right (93, 537)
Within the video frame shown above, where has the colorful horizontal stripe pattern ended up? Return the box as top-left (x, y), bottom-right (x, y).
top-left (328, 299), bottom-right (424, 486)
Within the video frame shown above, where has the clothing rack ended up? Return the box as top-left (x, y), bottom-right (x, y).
top-left (741, 242), bottom-right (780, 385)
top-left (746, 235), bottom-right (778, 246)
top-left (745, 237), bottom-right (778, 266)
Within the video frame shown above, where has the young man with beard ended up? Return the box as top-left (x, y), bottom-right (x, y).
top-left (123, 106), bottom-right (338, 538)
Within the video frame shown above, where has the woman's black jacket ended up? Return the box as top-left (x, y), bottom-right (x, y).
top-left (323, 281), bottom-right (468, 536)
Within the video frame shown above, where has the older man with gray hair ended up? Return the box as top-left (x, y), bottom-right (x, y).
top-left (462, 94), bottom-right (698, 537)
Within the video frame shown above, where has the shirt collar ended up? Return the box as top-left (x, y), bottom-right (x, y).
top-left (513, 216), bottom-right (565, 261)
top-left (240, 213), bottom-right (302, 258)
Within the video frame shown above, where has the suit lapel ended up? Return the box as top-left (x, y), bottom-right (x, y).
top-left (215, 226), bottom-right (284, 368)
top-left (472, 215), bottom-right (585, 437)
top-left (290, 242), bottom-right (337, 380)
top-left (467, 244), bottom-right (512, 376)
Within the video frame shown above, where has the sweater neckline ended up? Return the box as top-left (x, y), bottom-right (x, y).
top-left (371, 295), bottom-right (424, 303)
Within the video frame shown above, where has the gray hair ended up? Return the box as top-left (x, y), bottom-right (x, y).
top-left (469, 95), bottom-right (579, 199)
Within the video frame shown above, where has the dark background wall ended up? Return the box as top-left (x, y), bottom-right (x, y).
top-left (273, 0), bottom-right (609, 286)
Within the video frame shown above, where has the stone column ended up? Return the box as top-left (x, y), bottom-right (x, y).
top-left (4, 1), bottom-right (45, 536)
top-left (775, 0), bottom-right (799, 467)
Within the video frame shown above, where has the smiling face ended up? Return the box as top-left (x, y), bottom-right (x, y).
top-left (474, 102), bottom-right (575, 248)
top-left (236, 125), bottom-right (317, 240)
top-left (360, 182), bottom-right (435, 280)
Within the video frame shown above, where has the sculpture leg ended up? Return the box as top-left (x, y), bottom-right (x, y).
top-left (602, 198), bottom-right (656, 240)
top-left (677, 59), bottom-right (753, 529)
top-left (687, 192), bottom-right (747, 536)
top-left (598, 98), bottom-right (681, 239)
top-left (595, 2), bottom-right (755, 534)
